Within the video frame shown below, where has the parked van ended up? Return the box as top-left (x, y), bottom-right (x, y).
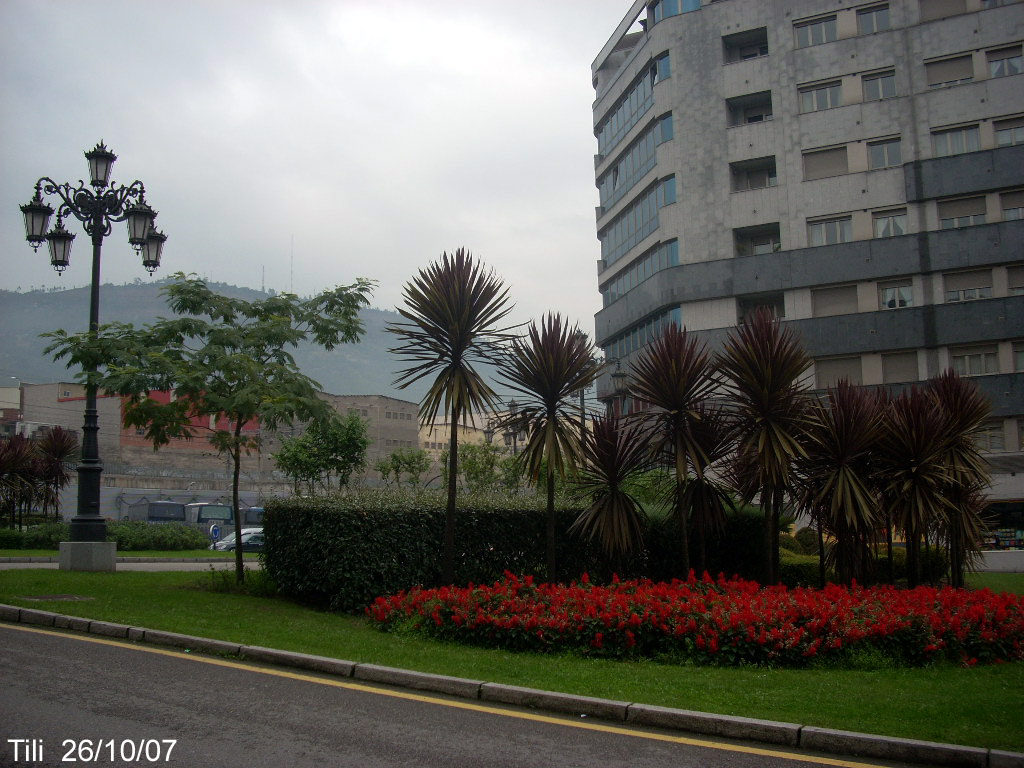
top-left (243, 506), bottom-right (264, 525)
top-left (184, 502), bottom-right (233, 528)
top-left (138, 501), bottom-right (187, 524)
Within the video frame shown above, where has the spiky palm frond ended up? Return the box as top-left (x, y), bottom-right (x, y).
top-left (388, 248), bottom-right (516, 429)
top-left (628, 324), bottom-right (718, 476)
top-left (570, 415), bottom-right (651, 559)
top-left (499, 314), bottom-right (599, 483)
top-left (717, 307), bottom-right (811, 492)
top-left (795, 380), bottom-right (882, 584)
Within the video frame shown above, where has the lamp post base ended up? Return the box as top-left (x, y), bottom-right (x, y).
top-left (59, 541), bottom-right (116, 572)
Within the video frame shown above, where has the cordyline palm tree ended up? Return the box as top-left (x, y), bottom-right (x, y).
top-left (388, 249), bottom-right (515, 585)
top-left (795, 380), bottom-right (882, 586)
top-left (628, 324), bottom-right (718, 577)
top-left (679, 403), bottom-right (736, 576)
top-left (34, 427), bottom-right (79, 520)
top-left (499, 313), bottom-right (599, 580)
top-left (929, 371), bottom-right (992, 588)
top-left (875, 385), bottom-right (953, 588)
top-left (717, 307), bottom-right (811, 585)
top-left (569, 414), bottom-right (650, 572)
top-left (0, 436), bottom-right (39, 529)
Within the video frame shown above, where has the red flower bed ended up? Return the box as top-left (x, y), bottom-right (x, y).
top-left (367, 573), bottom-right (1024, 667)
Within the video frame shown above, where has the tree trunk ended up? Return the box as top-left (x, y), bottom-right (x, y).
top-left (443, 400), bottom-right (459, 586)
top-left (906, 523), bottom-right (920, 588)
top-left (886, 514), bottom-right (894, 585)
top-left (546, 467), bottom-right (556, 582)
top-left (675, 451), bottom-right (690, 579)
top-left (232, 420), bottom-right (245, 584)
top-left (817, 515), bottom-right (826, 588)
top-left (763, 492), bottom-right (774, 585)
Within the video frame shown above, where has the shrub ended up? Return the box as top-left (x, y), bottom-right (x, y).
top-left (21, 522), bottom-right (70, 549)
top-left (795, 526), bottom-right (820, 555)
top-left (0, 527), bottom-right (25, 548)
top-left (779, 552), bottom-right (826, 587)
top-left (263, 490), bottom-right (604, 612)
top-left (105, 521), bottom-right (209, 551)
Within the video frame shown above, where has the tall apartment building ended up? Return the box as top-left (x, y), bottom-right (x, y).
top-left (591, 0), bottom-right (1024, 513)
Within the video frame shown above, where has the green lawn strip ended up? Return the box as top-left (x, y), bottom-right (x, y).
top-left (0, 549), bottom-right (254, 559)
top-left (968, 571), bottom-right (1024, 595)
top-left (0, 570), bottom-right (1021, 751)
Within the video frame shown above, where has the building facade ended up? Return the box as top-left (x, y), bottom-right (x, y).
top-left (591, 0), bottom-right (1024, 507)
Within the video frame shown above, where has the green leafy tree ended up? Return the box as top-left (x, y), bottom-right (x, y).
top-left (387, 447), bottom-right (432, 488)
top-left (458, 442), bottom-right (504, 492)
top-left (388, 249), bottom-right (515, 584)
top-left (500, 314), bottom-right (599, 580)
top-left (45, 273), bottom-right (373, 582)
top-left (374, 456), bottom-right (394, 487)
top-left (274, 413), bottom-right (369, 493)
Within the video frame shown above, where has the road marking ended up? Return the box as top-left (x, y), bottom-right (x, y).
top-left (4, 623), bottom-right (889, 768)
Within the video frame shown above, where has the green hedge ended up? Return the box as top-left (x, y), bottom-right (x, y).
top-left (0, 520), bottom-right (208, 551)
top-left (263, 490), bottom-right (611, 612)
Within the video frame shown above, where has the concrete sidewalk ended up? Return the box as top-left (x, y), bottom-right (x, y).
top-left (1, 603), bottom-right (1020, 768)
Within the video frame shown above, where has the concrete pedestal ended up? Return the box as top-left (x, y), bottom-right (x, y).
top-left (59, 542), bottom-right (117, 572)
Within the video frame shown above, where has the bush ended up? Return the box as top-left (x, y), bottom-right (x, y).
top-left (795, 526), bottom-right (820, 555)
top-left (780, 552), bottom-right (828, 587)
top-left (263, 489), bottom-right (605, 612)
top-left (0, 527), bottom-right (25, 548)
top-left (105, 521), bottom-right (209, 551)
top-left (22, 522), bottom-right (70, 549)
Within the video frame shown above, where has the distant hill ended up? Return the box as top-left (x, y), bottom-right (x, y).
top-left (0, 279), bottom-right (431, 402)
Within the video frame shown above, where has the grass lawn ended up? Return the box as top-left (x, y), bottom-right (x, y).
top-left (968, 571), bottom-right (1024, 595)
top-left (0, 569), bottom-right (1021, 751)
top-left (0, 549), bottom-right (254, 559)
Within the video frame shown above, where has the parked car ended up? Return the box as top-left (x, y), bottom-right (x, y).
top-left (212, 528), bottom-right (264, 552)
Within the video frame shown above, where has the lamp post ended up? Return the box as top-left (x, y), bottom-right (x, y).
top-left (609, 359), bottom-right (628, 417)
top-left (20, 142), bottom-right (166, 545)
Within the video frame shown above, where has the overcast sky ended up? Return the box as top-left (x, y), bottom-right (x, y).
top-left (1, 0), bottom-right (636, 339)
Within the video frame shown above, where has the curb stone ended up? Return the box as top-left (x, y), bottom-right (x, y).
top-left (1, 603), bottom-right (1022, 768)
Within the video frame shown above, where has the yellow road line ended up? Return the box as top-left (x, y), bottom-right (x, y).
top-left (4, 623), bottom-right (888, 768)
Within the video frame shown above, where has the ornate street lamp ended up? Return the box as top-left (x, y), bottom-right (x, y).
top-left (19, 142), bottom-right (166, 546)
top-left (610, 359), bottom-right (629, 417)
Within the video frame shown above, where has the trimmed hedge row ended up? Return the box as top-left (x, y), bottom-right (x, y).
top-left (0, 520), bottom-right (209, 551)
top-left (263, 491), bottom-right (814, 612)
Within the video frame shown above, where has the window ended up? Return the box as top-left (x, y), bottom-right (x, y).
top-left (597, 118), bottom-right (665, 210)
top-left (808, 216), bottom-right (853, 246)
top-left (816, 356), bottom-right (862, 388)
top-left (812, 285), bottom-right (858, 317)
top-left (734, 224), bottom-right (782, 257)
top-left (600, 240), bottom-right (679, 307)
top-left (988, 46), bottom-right (1022, 78)
top-left (944, 269), bottom-right (993, 302)
top-left (925, 55), bottom-right (974, 88)
top-left (995, 116), bottom-right (1024, 147)
top-left (868, 138), bottom-right (902, 169)
top-left (951, 345), bottom-right (999, 376)
top-left (656, 52), bottom-right (672, 83)
top-left (863, 71), bottom-right (896, 100)
top-left (723, 28), bottom-right (769, 63)
top-left (873, 209), bottom-right (907, 238)
top-left (800, 81), bottom-right (842, 113)
top-left (659, 113), bottom-right (674, 143)
top-left (938, 197), bottom-right (986, 229)
top-left (920, 0), bottom-right (967, 22)
top-left (882, 352), bottom-right (919, 383)
top-left (595, 56), bottom-right (667, 156)
top-left (803, 146), bottom-right (849, 180)
top-left (1002, 191), bottom-right (1024, 220)
top-left (726, 91), bottom-right (773, 126)
top-left (1015, 341), bottom-right (1024, 370)
top-left (795, 16), bottom-right (837, 48)
top-left (879, 279), bottom-right (913, 309)
top-left (730, 157), bottom-right (778, 191)
top-left (976, 422), bottom-right (1006, 452)
top-left (932, 125), bottom-right (980, 157)
top-left (858, 5), bottom-right (891, 34)
top-left (598, 176), bottom-right (677, 266)
top-left (603, 306), bottom-right (682, 361)
top-left (738, 293), bottom-right (785, 323)
top-left (1009, 266), bottom-right (1024, 296)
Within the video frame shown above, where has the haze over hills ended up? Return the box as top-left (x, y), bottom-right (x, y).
top-left (0, 279), bottom-right (434, 402)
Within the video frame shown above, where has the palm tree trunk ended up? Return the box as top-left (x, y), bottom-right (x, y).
top-left (546, 467), bottom-right (556, 581)
top-left (443, 399), bottom-right (459, 586)
top-left (676, 452), bottom-right (690, 578)
top-left (817, 514), bottom-right (826, 588)
top-left (886, 513), bottom-right (894, 585)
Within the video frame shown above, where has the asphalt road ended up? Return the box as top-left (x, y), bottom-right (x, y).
top-left (0, 624), bottom-right (906, 768)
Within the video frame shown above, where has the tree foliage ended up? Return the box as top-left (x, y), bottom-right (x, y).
top-left (44, 273), bottom-right (373, 582)
top-left (274, 412), bottom-right (369, 493)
